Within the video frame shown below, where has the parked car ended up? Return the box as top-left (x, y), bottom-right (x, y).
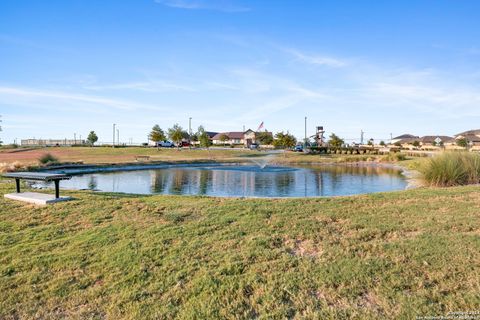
top-left (249, 143), bottom-right (259, 150)
top-left (293, 145), bottom-right (303, 152)
top-left (180, 141), bottom-right (191, 147)
top-left (158, 141), bottom-right (174, 148)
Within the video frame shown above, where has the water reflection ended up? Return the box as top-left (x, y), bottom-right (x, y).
top-left (87, 176), bottom-right (98, 191)
top-left (47, 164), bottom-right (406, 197)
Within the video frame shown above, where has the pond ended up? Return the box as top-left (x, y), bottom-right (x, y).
top-left (36, 163), bottom-right (407, 198)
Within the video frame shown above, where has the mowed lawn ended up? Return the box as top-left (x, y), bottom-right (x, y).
top-left (1, 180), bottom-right (480, 319)
top-left (0, 147), bottom-right (255, 165)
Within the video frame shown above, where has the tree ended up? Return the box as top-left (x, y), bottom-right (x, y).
top-left (168, 124), bottom-right (187, 149)
top-left (196, 126), bottom-right (211, 148)
top-left (328, 133), bottom-right (344, 148)
top-left (219, 133), bottom-right (229, 146)
top-left (87, 131), bottom-right (98, 146)
top-left (412, 140), bottom-right (420, 148)
top-left (149, 125), bottom-right (166, 147)
top-left (256, 131), bottom-right (273, 145)
top-left (273, 131), bottom-right (297, 149)
top-left (456, 137), bottom-right (468, 148)
top-left (379, 140), bottom-right (386, 146)
top-left (367, 138), bottom-right (374, 146)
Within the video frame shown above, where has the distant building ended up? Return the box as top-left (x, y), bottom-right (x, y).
top-left (205, 132), bottom-right (219, 141)
top-left (455, 129), bottom-right (480, 147)
top-left (419, 136), bottom-right (454, 147)
top-left (391, 134), bottom-right (420, 145)
top-left (212, 129), bottom-right (272, 147)
top-left (21, 139), bottom-right (85, 146)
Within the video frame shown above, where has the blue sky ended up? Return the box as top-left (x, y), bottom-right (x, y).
top-left (1, 0), bottom-right (480, 144)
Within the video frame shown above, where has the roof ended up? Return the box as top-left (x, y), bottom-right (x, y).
top-left (205, 131), bottom-right (218, 138)
top-left (455, 129), bottom-right (480, 137)
top-left (420, 136), bottom-right (454, 143)
top-left (392, 134), bottom-right (419, 140)
top-left (459, 134), bottom-right (480, 142)
top-left (395, 138), bottom-right (419, 144)
top-left (212, 132), bottom-right (244, 140)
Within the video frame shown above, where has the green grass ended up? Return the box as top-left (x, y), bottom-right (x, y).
top-left (419, 152), bottom-right (480, 187)
top-left (1, 180), bottom-right (480, 319)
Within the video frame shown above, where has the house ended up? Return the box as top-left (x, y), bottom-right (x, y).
top-left (391, 134), bottom-right (420, 145)
top-left (212, 132), bottom-right (245, 145)
top-left (455, 129), bottom-right (480, 147)
top-left (205, 132), bottom-right (218, 141)
top-left (212, 129), bottom-right (272, 147)
top-left (419, 136), bottom-right (454, 149)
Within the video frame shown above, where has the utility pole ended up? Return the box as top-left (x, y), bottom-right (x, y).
top-left (189, 117), bottom-right (192, 148)
top-left (112, 123), bottom-right (116, 148)
top-left (243, 125), bottom-right (245, 132)
top-left (74, 133), bottom-right (76, 145)
top-left (361, 130), bottom-right (364, 145)
top-left (304, 116), bottom-right (307, 145)
top-left (390, 133), bottom-right (393, 143)
top-left (117, 129), bottom-right (120, 146)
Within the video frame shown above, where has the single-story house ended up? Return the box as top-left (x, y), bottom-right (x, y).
top-left (205, 132), bottom-right (219, 140)
top-left (391, 134), bottom-right (419, 145)
top-left (212, 132), bottom-right (245, 145)
top-left (455, 129), bottom-right (480, 147)
top-left (419, 136), bottom-right (454, 148)
top-left (212, 129), bottom-right (272, 147)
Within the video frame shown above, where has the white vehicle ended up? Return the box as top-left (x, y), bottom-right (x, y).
top-left (158, 141), bottom-right (174, 148)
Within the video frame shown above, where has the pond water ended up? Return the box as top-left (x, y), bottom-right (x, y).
top-left (37, 163), bottom-right (407, 198)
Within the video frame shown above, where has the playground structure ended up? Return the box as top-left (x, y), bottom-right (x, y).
top-left (304, 126), bottom-right (326, 147)
top-left (305, 125), bottom-right (394, 154)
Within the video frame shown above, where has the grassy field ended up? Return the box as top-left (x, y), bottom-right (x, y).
top-left (1, 179), bottom-right (479, 319)
top-left (0, 146), bottom-right (410, 168)
top-left (0, 147), bottom-right (256, 166)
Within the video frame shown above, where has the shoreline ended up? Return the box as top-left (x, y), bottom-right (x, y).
top-left (30, 159), bottom-right (422, 193)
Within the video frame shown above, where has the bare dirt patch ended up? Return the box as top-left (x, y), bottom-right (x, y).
top-left (285, 239), bottom-right (323, 258)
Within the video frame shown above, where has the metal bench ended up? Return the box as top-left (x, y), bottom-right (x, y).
top-left (2, 172), bottom-right (72, 204)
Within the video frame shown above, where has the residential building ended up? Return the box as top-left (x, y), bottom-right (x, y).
top-left (212, 129), bottom-right (272, 147)
top-left (419, 136), bottom-right (454, 149)
top-left (212, 132), bottom-right (245, 145)
top-left (455, 129), bottom-right (480, 147)
top-left (391, 134), bottom-right (420, 145)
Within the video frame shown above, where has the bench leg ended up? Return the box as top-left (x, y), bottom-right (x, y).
top-left (54, 180), bottom-right (60, 199)
top-left (15, 178), bottom-right (20, 193)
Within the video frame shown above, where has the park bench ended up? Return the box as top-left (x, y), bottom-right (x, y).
top-left (2, 172), bottom-right (72, 205)
top-left (135, 155), bottom-right (150, 162)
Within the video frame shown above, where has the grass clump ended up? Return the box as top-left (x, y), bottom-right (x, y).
top-left (38, 153), bottom-right (59, 165)
top-left (380, 152), bottom-right (406, 162)
top-left (420, 152), bottom-right (480, 186)
top-left (0, 161), bottom-right (24, 173)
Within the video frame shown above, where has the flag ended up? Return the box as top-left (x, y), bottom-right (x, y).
top-left (257, 121), bottom-right (264, 132)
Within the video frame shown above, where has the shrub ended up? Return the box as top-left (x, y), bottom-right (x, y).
top-left (0, 161), bottom-right (24, 173)
top-left (420, 152), bottom-right (480, 187)
top-left (39, 153), bottom-right (59, 165)
top-left (380, 152), bottom-right (406, 162)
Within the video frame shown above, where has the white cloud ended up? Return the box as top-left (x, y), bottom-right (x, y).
top-left (83, 81), bottom-right (197, 92)
top-left (0, 86), bottom-right (165, 112)
top-left (154, 0), bottom-right (250, 12)
top-left (286, 48), bottom-right (347, 67)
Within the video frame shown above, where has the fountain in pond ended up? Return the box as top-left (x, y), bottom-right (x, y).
top-left (249, 154), bottom-right (276, 170)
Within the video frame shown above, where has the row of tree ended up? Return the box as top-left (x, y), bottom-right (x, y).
top-left (148, 124), bottom-right (300, 149)
top-left (149, 124), bottom-right (211, 148)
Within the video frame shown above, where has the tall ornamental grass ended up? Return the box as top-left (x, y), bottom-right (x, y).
top-left (420, 152), bottom-right (480, 187)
